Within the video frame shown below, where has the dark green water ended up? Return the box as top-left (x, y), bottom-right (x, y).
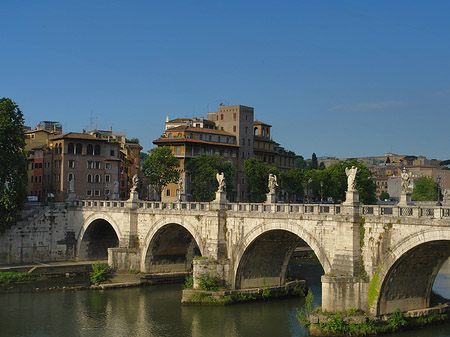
top-left (0, 260), bottom-right (449, 337)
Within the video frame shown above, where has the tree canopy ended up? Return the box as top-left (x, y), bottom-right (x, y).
top-left (244, 158), bottom-right (278, 202)
top-left (186, 154), bottom-right (235, 202)
top-left (142, 147), bottom-right (179, 200)
top-left (411, 176), bottom-right (438, 201)
top-left (0, 98), bottom-right (28, 235)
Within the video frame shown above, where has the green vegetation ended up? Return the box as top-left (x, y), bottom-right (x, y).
top-left (411, 176), bottom-right (439, 201)
top-left (388, 309), bottom-right (407, 330)
top-left (196, 274), bottom-right (221, 291)
top-left (0, 271), bottom-right (35, 284)
top-left (90, 262), bottom-right (111, 284)
top-left (243, 158), bottom-right (277, 202)
top-left (368, 266), bottom-right (382, 310)
top-left (296, 289), bottom-right (317, 328)
top-left (379, 192), bottom-right (389, 201)
top-left (183, 275), bottom-right (193, 289)
top-left (186, 154), bottom-right (235, 202)
top-left (142, 147), bottom-right (180, 200)
top-left (0, 98), bottom-right (28, 235)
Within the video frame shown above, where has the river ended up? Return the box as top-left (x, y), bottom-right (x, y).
top-left (1, 259), bottom-right (449, 337)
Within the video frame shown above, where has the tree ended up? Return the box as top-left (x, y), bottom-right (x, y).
top-left (0, 98), bottom-right (28, 235)
top-left (142, 147), bottom-right (179, 200)
top-left (379, 192), bottom-right (390, 201)
top-left (310, 153), bottom-right (318, 170)
top-left (439, 160), bottom-right (450, 170)
top-left (244, 158), bottom-right (278, 203)
top-left (279, 169), bottom-right (304, 203)
top-left (411, 176), bottom-right (438, 201)
top-left (295, 155), bottom-right (307, 170)
top-left (325, 160), bottom-right (376, 204)
top-left (186, 154), bottom-right (235, 202)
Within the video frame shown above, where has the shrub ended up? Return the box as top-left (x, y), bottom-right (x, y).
top-left (296, 289), bottom-right (316, 328)
top-left (389, 309), bottom-right (407, 330)
top-left (0, 272), bottom-right (35, 284)
top-left (90, 261), bottom-right (111, 284)
top-left (183, 275), bottom-right (194, 289)
top-left (197, 274), bottom-right (221, 291)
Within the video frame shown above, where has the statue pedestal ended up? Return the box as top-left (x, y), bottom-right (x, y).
top-left (179, 194), bottom-right (187, 202)
top-left (212, 191), bottom-right (227, 207)
top-left (266, 193), bottom-right (276, 204)
top-left (398, 192), bottom-right (412, 206)
top-left (128, 190), bottom-right (139, 202)
top-left (343, 190), bottom-right (359, 205)
top-left (67, 191), bottom-right (76, 202)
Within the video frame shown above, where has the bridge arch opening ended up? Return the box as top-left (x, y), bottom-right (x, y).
top-left (377, 240), bottom-right (450, 315)
top-left (235, 229), bottom-right (324, 290)
top-left (78, 219), bottom-right (119, 260)
top-left (144, 223), bottom-right (201, 273)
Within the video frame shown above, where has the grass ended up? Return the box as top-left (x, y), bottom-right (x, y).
top-left (0, 272), bottom-right (35, 285)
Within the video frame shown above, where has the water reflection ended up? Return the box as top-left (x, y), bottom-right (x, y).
top-left (0, 259), bottom-right (449, 337)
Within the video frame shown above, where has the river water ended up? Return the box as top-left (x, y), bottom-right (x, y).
top-left (1, 259), bottom-right (449, 337)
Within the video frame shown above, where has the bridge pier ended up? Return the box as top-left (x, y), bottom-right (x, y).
top-left (322, 276), bottom-right (369, 312)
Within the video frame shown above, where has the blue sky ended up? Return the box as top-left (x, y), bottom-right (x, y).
top-left (2, 1), bottom-right (450, 160)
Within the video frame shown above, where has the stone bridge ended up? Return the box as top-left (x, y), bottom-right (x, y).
top-left (66, 198), bottom-right (450, 316)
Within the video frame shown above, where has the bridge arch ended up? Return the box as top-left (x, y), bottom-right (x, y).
top-left (233, 221), bottom-right (331, 289)
top-left (77, 212), bottom-right (122, 260)
top-left (374, 229), bottom-right (450, 316)
top-left (140, 216), bottom-right (204, 273)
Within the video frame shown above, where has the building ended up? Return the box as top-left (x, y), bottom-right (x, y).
top-left (48, 132), bottom-right (121, 201)
top-left (153, 125), bottom-right (239, 202)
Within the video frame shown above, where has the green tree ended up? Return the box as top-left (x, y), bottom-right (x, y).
top-left (310, 153), bottom-right (318, 170)
top-left (379, 192), bottom-right (390, 201)
top-left (295, 155), bottom-right (307, 170)
top-left (244, 158), bottom-right (278, 202)
top-left (142, 147), bottom-right (179, 200)
top-left (0, 98), bottom-right (28, 235)
top-left (411, 176), bottom-right (438, 201)
top-left (326, 160), bottom-right (376, 204)
top-left (439, 159), bottom-right (450, 170)
top-left (279, 169), bottom-right (304, 203)
top-left (186, 154), bottom-right (235, 202)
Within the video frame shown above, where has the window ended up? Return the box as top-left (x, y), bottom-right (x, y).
top-left (31, 163), bottom-right (34, 169)
top-left (242, 138), bottom-right (245, 145)
top-left (233, 112), bottom-right (236, 121)
top-left (68, 173), bottom-right (74, 182)
top-left (87, 174), bottom-right (93, 183)
top-left (86, 190), bottom-right (92, 196)
top-left (233, 126), bottom-right (236, 132)
top-left (95, 161), bottom-right (102, 169)
top-left (68, 160), bottom-right (75, 168)
top-left (221, 114), bottom-right (224, 120)
top-left (95, 174), bottom-right (101, 183)
top-left (242, 177), bottom-right (245, 185)
top-left (176, 147), bottom-right (181, 153)
top-left (68, 143), bottom-right (74, 153)
top-left (94, 145), bottom-right (101, 155)
top-left (75, 143), bottom-right (82, 154)
top-left (248, 139), bottom-right (250, 146)
top-left (87, 144), bottom-right (93, 155)
top-left (105, 174), bottom-right (111, 183)
top-left (54, 160), bottom-right (57, 168)
top-left (39, 176), bottom-right (41, 183)
top-left (30, 176), bottom-right (33, 183)
top-left (94, 190), bottom-right (100, 196)
top-left (209, 135), bottom-right (212, 141)
top-left (87, 161), bottom-right (93, 169)
top-left (105, 163), bottom-right (111, 169)
top-left (218, 136), bottom-right (221, 143)
top-left (245, 126), bottom-right (248, 134)
top-left (110, 150), bottom-right (115, 157)
top-left (166, 189), bottom-right (171, 196)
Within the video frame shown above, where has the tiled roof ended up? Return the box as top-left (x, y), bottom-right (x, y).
top-left (165, 125), bottom-right (235, 137)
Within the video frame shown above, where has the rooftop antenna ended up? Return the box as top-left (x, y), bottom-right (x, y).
top-left (90, 111), bottom-right (94, 131)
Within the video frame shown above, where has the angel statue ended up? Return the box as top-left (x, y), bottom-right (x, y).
top-left (268, 173), bottom-right (278, 194)
top-left (216, 172), bottom-right (225, 192)
top-left (400, 168), bottom-right (411, 193)
top-left (345, 166), bottom-right (358, 192)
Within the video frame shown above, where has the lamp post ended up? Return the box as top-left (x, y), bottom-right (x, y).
top-left (320, 181), bottom-right (323, 203)
top-left (437, 176), bottom-right (441, 206)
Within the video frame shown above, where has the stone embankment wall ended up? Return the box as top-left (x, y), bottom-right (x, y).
top-left (0, 203), bottom-right (74, 264)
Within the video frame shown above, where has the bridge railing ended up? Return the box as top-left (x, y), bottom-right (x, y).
top-left (359, 205), bottom-right (450, 219)
top-left (74, 199), bottom-right (450, 220)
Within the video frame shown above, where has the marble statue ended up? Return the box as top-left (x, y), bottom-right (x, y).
top-left (268, 173), bottom-right (278, 194)
top-left (69, 178), bottom-right (75, 193)
top-left (442, 189), bottom-right (450, 203)
top-left (216, 172), bottom-right (225, 192)
top-left (131, 174), bottom-right (139, 193)
top-left (113, 181), bottom-right (119, 194)
top-left (345, 166), bottom-right (358, 192)
top-left (179, 177), bottom-right (184, 194)
top-left (401, 169), bottom-right (411, 193)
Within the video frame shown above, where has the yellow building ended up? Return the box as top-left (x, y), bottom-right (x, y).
top-left (153, 125), bottom-right (239, 202)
